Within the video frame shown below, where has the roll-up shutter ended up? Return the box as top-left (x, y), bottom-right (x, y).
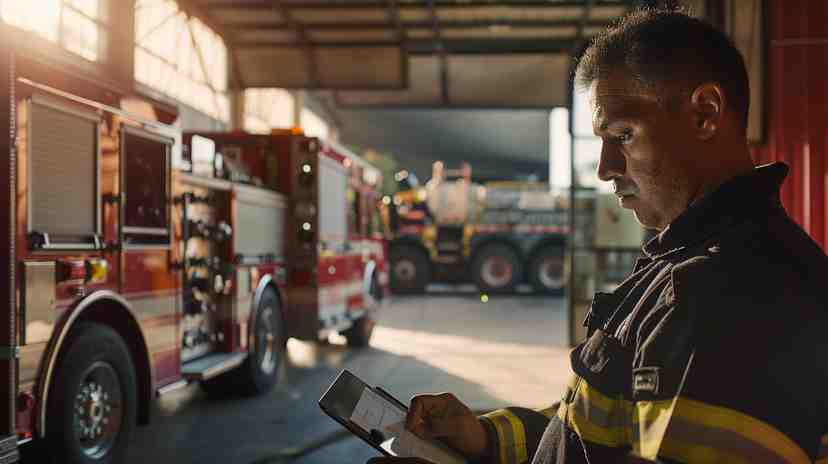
top-left (234, 185), bottom-right (286, 259)
top-left (29, 98), bottom-right (98, 239)
top-left (318, 155), bottom-right (347, 245)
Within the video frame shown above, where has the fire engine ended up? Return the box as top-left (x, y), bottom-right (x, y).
top-left (0, 50), bottom-right (386, 463)
top-left (388, 162), bottom-right (641, 294)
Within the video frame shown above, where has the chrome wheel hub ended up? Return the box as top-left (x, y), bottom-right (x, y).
top-left (394, 260), bottom-right (416, 281)
top-left (481, 257), bottom-right (512, 288)
top-left (74, 362), bottom-right (121, 459)
top-left (257, 307), bottom-right (277, 375)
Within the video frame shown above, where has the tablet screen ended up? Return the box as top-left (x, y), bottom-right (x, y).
top-left (319, 370), bottom-right (467, 464)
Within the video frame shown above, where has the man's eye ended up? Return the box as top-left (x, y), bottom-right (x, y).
top-left (617, 130), bottom-right (633, 143)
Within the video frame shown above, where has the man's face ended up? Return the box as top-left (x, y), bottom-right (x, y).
top-left (590, 73), bottom-right (701, 231)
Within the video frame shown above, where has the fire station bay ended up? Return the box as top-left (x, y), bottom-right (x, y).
top-left (0, 0), bottom-right (824, 463)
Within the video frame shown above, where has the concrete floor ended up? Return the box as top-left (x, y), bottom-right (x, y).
top-left (118, 288), bottom-right (571, 464)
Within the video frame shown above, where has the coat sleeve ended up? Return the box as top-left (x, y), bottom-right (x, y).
top-left (477, 403), bottom-right (560, 464)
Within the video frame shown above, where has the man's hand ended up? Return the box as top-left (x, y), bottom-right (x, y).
top-left (405, 393), bottom-right (488, 459)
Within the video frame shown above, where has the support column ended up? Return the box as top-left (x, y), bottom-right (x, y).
top-left (0, 42), bottom-right (20, 462)
top-left (293, 90), bottom-right (306, 129)
top-left (107, 0), bottom-right (136, 86)
top-left (230, 88), bottom-right (245, 131)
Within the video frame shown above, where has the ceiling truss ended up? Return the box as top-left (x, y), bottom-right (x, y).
top-left (178, 0), bottom-right (637, 107)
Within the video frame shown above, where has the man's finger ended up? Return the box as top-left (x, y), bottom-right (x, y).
top-left (406, 395), bottom-right (446, 431)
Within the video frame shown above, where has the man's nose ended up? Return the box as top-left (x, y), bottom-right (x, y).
top-left (597, 142), bottom-right (625, 182)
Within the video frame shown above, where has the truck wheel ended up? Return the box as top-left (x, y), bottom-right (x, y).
top-left (240, 289), bottom-right (284, 395)
top-left (390, 245), bottom-right (430, 293)
top-left (529, 246), bottom-right (566, 294)
top-left (202, 289), bottom-right (284, 397)
top-left (46, 323), bottom-right (137, 464)
top-left (343, 316), bottom-right (375, 348)
top-left (472, 244), bottom-right (522, 293)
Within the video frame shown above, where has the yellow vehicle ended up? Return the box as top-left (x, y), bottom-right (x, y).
top-left (388, 162), bottom-right (569, 294)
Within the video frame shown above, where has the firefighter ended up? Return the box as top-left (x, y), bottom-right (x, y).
top-left (369, 7), bottom-right (828, 464)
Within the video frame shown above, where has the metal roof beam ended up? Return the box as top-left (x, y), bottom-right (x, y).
top-left (176, 0), bottom-right (245, 89)
top-left (197, 0), bottom-right (629, 9)
top-left (576, 0), bottom-right (595, 44)
top-left (387, 0), bottom-right (406, 42)
top-left (233, 38), bottom-right (575, 54)
top-left (218, 19), bottom-right (613, 30)
top-left (270, 0), bottom-right (320, 87)
top-left (426, 0), bottom-right (449, 104)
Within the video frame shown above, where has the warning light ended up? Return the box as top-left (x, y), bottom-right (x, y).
top-left (302, 222), bottom-right (312, 231)
top-left (480, 294), bottom-right (489, 303)
top-left (301, 163), bottom-right (312, 173)
top-left (85, 259), bottom-right (109, 284)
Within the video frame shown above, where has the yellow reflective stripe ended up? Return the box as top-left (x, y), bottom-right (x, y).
top-left (501, 409), bottom-right (528, 464)
top-left (631, 397), bottom-right (810, 464)
top-left (562, 378), bottom-right (630, 448)
top-left (560, 375), bottom-right (810, 463)
top-left (482, 410), bottom-right (523, 464)
top-left (632, 399), bottom-right (677, 460)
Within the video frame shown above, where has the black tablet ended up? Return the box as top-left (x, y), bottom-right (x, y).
top-left (319, 369), bottom-right (467, 463)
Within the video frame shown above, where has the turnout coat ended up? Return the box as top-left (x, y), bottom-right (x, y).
top-left (478, 163), bottom-right (828, 463)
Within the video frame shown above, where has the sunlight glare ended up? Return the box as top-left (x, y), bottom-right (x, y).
top-left (0, 0), bottom-right (61, 42)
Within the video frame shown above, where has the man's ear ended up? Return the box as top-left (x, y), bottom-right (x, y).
top-left (690, 83), bottom-right (725, 140)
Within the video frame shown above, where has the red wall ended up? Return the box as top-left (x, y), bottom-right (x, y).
top-left (751, 0), bottom-right (828, 250)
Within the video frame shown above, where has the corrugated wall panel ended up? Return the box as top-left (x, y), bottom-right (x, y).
top-left (750, 0), bottom-right (828, 250)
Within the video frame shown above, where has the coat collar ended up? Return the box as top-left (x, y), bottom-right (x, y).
top-left (642, 162), bottom-right (789, 259)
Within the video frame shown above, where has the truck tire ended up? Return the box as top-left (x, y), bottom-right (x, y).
top-left (46, 323), bottom-right (137, 464)
top-left (343, 315), bottom-right (375, 348)
top-left (202, 288), bottom-right (284, 397)
top-left (390, 245), bottom-right (430, 293)
top-left (529, 246), bottom-right (566, 294)
top-left (472, 244), bottom-right (522, 293)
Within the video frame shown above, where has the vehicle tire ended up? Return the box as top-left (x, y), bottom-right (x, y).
top-left (203, 288), bottom-right (284, 397)
top-left (389, 245), bottom-right (430, 293)
top-left (343, 315), bottom-right (375, 348)
top-left (46, 323), bottom-right (137, 464)
top-left (529, 246), bottom-right (567, 294)
top-left (472, 244), bottom-right (522, 294)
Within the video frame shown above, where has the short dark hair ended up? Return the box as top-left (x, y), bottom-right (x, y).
top-left (575, 7), bottom-right (750, 130)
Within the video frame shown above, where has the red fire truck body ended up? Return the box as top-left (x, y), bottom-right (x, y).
top-left (0, 50), bottom-right (386, 463)
top-left (182, 132), bottom-right (388, 345)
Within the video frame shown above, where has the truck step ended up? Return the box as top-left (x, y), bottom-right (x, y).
top-left (436, 242), bottom-right (461, 252)
top-left (433, 255), bottom-right (462, 264)
top-left (181, 352), bottom-right (247, 381)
